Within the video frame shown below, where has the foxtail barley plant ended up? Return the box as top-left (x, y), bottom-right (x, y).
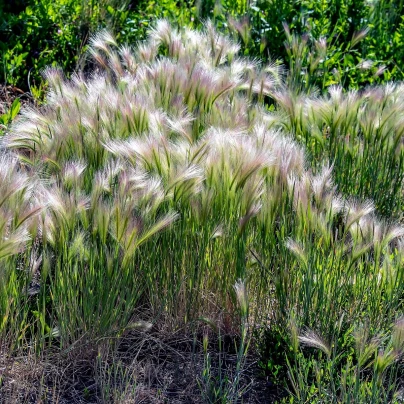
top-left (1, 20), bottom-right (403, 401)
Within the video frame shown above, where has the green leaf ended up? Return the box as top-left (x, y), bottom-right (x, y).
top-left (10, 98), bottom-right (20, 120)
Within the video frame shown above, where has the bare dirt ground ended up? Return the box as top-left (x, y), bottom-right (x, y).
top-left (0, 329), bottom-right (286, 403)
top-left (0, 84), bottom-right (34, 115)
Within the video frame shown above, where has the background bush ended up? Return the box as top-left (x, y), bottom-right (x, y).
top-left (1, 0), bottom-right (404, 92)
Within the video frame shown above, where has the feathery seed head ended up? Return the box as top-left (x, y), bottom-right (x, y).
top-left (298, 329), bottom-right (331, 357)
top-left (286, 238), bottom-right (308, 267)
top-left (392, 317), bottom-right (404, 355)
top-left (62, 161), bottom-right (87, 189)
top-left (234, 279), bottom-right (249, 318)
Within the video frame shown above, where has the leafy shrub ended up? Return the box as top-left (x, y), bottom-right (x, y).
top-left (2, 0), bottom-right (404, 92)
top-left (219, 0), bottom-right (404, 90)
top-left (0, 0), bottom-right (129, 89)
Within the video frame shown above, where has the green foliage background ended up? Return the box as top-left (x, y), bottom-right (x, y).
top-left (1, 0), bottom-right (404, 91)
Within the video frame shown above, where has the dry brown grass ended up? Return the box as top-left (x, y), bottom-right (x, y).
top-left (0, 323), bottom-right (284, 403)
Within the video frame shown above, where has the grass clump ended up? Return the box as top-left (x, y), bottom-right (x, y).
top-left (270, 84), bottom-right (404, 218)
top-left (0, 21), bottom-right (403, 402)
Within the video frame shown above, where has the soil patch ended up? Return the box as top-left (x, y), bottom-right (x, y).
top-left (0, 84), bottom-right (35, 115)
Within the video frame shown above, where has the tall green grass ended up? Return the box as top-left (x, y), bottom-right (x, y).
top-left (271, 83), bottom-right (404, 219)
